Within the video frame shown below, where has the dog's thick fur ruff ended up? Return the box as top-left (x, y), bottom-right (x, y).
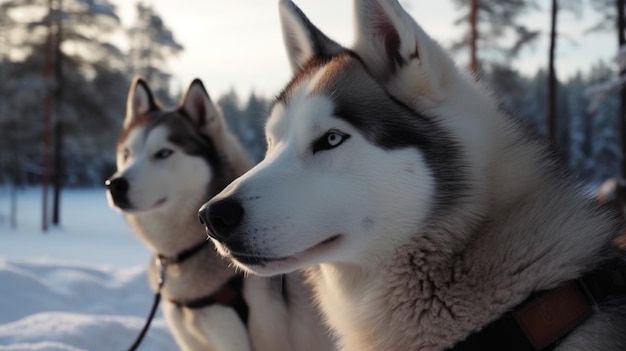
top-left (200, 1), bottom-right (626, 350)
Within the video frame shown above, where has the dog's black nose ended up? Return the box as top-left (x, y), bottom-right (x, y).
top-left (105, 177), bottom-right (129, 197)
top-left (199, 198), bottom-right (244, 241)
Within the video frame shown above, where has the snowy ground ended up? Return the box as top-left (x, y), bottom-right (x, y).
top-left (0, 187), bottom-right (178, 351)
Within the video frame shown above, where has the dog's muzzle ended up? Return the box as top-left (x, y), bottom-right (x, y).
top-left (198, 198), bottom-right (244, 243)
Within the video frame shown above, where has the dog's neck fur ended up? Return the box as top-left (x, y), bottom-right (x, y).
top-left (126, 204), bottom-right (233, 301)
top-left (306, 80), bottom-right (621, 351)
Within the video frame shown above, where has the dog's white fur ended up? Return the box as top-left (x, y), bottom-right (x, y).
top-left (201, 1), bottom-right (625, 350)
top-left (109, 78), bottom-right (332, 351)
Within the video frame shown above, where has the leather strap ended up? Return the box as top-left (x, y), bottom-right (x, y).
top-left (450, 263), bottom-right (626, 350)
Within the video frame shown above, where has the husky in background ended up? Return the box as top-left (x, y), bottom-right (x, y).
top-left (107, 78), bottom-right (332, 351)
top-left (199, 0), bottom-right (626, 350)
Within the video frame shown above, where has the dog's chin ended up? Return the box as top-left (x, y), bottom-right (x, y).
top-left (219, 235), bottom-right (344, 276)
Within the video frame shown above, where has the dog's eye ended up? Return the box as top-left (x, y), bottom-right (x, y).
top-left (122, 148), bottom-right (130, 161)
top-left (154, 148), bottom-right (174, 160)
top-left (312, 130), bottom-right (350, 154)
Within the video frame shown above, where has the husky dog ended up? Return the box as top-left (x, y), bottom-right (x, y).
top-left (107, 78), bottom-right (332, 351)
top-left (199, 1), bottom-right (626, 350)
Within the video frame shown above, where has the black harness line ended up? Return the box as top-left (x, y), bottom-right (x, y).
top-left (125, 239), bottom-right (247, 351)
top-left (126, 257), bottom-right (166, 351)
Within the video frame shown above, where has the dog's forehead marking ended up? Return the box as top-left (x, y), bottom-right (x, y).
top-left (122, 109), bottom-right (207, 150)
top-left (144, 125), bottom-right (171, 148)
top-left (268, 53), bottom-right (362, 132)
top-left (270, 53), bottom-right (402, 144)
top-left (122, 127), bottom-right (145, 152)
top-left (308, 54), bottom-right (368, 95)
top-left (119, 125), bottom-right (171, 161)
top-left (268, 79), bottom-right (316, 142)
top-left (118, 113), bottom-right (150, 147)
top-left (267, 76), bottom-right (337, 146)
top-left (119, 109), bottom-right (170, 147)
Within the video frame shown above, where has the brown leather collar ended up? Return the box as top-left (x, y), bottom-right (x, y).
top-left (514, 281), bottom-right (592, 349)
top-left (450, 262), bottom-right (626, 351)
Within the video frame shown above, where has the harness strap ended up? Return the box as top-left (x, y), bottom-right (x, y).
top-left (126, 292), bottom-right (162, 351)
top-left (170, 275), bottom-right (249, 325)
top-left (126, 258), bottom-right (168, 351)
top-left (450, 264), bottom-right (626, 351)
top-left (125, 239), bottom-right (211, 351)
top-left (156, 239), bottom-right (211, 265)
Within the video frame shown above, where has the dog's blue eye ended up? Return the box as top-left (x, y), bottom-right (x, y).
top-left (312, 130), bottom-right (350, 154)
top-left (154, 148), bottom-right (174, 159)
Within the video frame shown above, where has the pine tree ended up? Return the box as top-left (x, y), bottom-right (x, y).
top-left (127, 2), bottom-right (183, 104)
top-left (565, 73), bottom-right (590, 175)
top-left (242, 93), bottom-right (269, 162)
top-left (586, 0), bottom-right (626, 204)
top-left (451, 0), bottom-right (540, 75)
top-left (217, 89), bottom-right (270, 163)
top-left (0, 0), bottom-right (128, 187)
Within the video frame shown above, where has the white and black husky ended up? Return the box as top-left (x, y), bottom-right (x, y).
top-left (107, 78), bottom-right (332, 351)
top-left (199, 1), bottom-right (626, 350)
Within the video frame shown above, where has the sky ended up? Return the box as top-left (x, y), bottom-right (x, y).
top-left (112, 0), bottom-right (618, 100)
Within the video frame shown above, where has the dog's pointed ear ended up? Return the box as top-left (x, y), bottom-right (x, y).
top-left (124, 77), bottom-right (159, 128)
top-left (353, 0), bottom-right (455, 101)
top-left (279, 0), bottom-right (344, 73)
top-left (179, 79), bottom-right (224, 134)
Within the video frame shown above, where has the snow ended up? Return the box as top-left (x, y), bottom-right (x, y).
top-left (0, 187), bottom-right (177, 351)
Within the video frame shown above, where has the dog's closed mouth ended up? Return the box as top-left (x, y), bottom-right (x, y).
top-left (318, 235), bottom-right (340, 245)
top-left (231, 251), bottom-right (287, 265)
top-left (231, 234), bottom-right (343, 267)
top-left (153, 198), bottom-right (167, 208)
top-left (117, 198), bottom-right (166, 213)
top-left (140, 198), bottom-right (167, 212)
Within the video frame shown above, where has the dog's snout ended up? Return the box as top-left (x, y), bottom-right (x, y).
top-left (105, 177), bottom-right (129, 197)
top-left (199, 198), bottom-right (244, 242)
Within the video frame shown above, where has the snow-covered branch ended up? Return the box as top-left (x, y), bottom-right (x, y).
top-left (584, 44), bottom-right (626, 113)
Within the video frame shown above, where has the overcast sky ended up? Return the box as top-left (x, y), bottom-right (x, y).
top-left (112, 0), bottom-right (617, 100)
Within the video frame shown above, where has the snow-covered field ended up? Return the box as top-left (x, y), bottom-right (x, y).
top-left (0, 187), bottom-right (178, 351)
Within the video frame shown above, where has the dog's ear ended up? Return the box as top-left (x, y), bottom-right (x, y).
top-left (279, 0), bottom-right (343, 73)
top-left (124, 77), bottom-right (159, 129)
top-left (179, 79), bottom-right (224, 134)
top-left (353, 0), bottom-right (456, 102)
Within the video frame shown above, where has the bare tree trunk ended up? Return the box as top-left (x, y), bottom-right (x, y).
top-left (10, 182), bottom-right (17, 229)
top-left (547, 0), bottom-right (558, 144)
top-left (52, 0), bottom-right (63, 226)
top-left (52, 122), bottom-right (63, 225)
top-left (582, 110), bottom-right (593, 177)
top-left (469, 0), bottom-right (479, 78)
top-left (41, 0), bottom-right (54, 232)
top-left (616, 0), bottom-right (626, 207)
top-left (547, 0), bottom-right (558, 146)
